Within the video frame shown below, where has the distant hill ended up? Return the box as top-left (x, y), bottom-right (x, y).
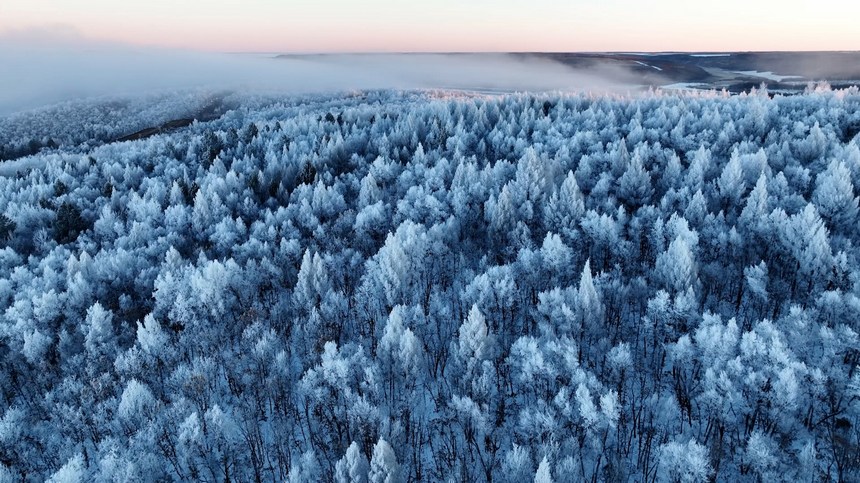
top-left (276, 51), bottom-right (860, 94)
top-left (531, 51), bottom-right (860, 93)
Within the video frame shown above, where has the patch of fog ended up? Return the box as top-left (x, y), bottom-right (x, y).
top-left (734, 70), bottom-right (803, 82)
top-left (0, 28), bottom-right (664, 115)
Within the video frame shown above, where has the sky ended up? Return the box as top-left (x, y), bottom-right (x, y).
top-left (1, 0), bottom-right (859, 53)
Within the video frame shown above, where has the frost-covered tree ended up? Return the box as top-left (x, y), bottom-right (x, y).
top-left (719, 150), bottom-right (747, 209)
top-left (656, 236), bottom-right (697, 293)
top-left (617, 151), bottom-right (654, 208)
top-left (335, 442), bottom-right (369, 483)
top-left (812, 159), bottom-right (858, 232)
top-left (1, 88), bottom-right (859, 482)
top-left (657, 440), bottom-right (713, 483)
top-left (368, 439), bottom-right (401, 483)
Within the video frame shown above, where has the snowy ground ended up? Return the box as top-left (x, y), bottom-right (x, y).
top-left (661, 82), bottom-right (709, 90)
top-left (733, 70), bottom-right (803, 82)
top-left (634, 60), bottom-right (663, 71)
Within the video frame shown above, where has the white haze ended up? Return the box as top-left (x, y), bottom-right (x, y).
top-left (0, 27), bottom-right (655, 116)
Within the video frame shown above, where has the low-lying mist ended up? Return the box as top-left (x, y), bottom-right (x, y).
top-left (0, 28), bottom-right (656, 115)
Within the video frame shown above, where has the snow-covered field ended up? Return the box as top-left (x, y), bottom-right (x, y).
top-left (634, 60), bottom-right (663, 71)
top-left (733, 70), bottom-right (803, 82)
top-left (661, 82), bottom-right (709, 90)
top-left (1, 88), bottom-right (859, 482)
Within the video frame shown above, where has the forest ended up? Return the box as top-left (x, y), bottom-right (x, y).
top-left (0, 85), bottom-right (859, 482)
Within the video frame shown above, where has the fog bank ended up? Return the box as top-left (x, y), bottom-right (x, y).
top-left (0, 29), bottom-right (654, 115)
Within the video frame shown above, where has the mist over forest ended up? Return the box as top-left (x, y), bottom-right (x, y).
top-left (0, 30), bottom-right (653, 116)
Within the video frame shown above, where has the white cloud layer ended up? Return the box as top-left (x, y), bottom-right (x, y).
top-left (0, 26), bottom-right (654, 115)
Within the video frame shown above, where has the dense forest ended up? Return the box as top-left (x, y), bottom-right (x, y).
top-left (1, 86), bottom-right (859, 482)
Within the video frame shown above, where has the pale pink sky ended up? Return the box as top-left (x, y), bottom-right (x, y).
top-left (1, 0), bottom-right (858, 52)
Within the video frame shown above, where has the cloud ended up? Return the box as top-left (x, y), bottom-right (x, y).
top-left (0, 26), bottom-right (659, 115)
top-left (0, 24), bottom-right (91, 46)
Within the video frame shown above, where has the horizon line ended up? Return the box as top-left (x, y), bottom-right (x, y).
top-left (224, 49), bottom-right (860, 55)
